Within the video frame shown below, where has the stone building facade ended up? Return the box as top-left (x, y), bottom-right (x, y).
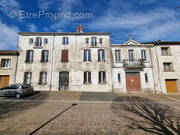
top-left (1, 29), bottom-right (180, 94)
top-left (16, 32), bottom-right (112, 92)
top-left (0, 50), bottom-right (19, 88)
top-left (111, 37), bottom-right (156, 93)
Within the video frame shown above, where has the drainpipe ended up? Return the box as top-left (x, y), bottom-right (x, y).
top-left (49, 34), bottom-right (55, 91)
top-left (149, 45), bottom-right (157, 93)
top-left (14, 53), bottom-right (19, 84)
top-left (155, 44), bottom-right (163, 94)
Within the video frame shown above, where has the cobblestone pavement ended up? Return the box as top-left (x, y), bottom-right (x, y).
top-left (0, 92), bottom-right (180, 135)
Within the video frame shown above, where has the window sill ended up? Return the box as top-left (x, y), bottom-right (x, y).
top-left (38, 83), bottom-right (47, 86)
top-left (61, 61), bottom-right (69, 63)
top-left (163, 70), bottom-right (175, 72)
top-left (98, 82), bottom-right (106, 85)
top-left (90, 46), bottom-right (99, 48)
top-left (25, 61), bottom-right (33, 64)
top-left (40, 61), bottom-right (48, 63)
top-left (83, 82), bottom-right (92, 85)
top-left (161, 54), bottom-right (172, 56)
top-left (84, 60), bottom-right (91, 62)
top-left (98, 61), bottom-right (105, 62)
top-left (0, 67), bottom-right (11, 70)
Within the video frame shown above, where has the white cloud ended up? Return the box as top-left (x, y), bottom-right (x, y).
top-left (37, 0), bottom-right (53, 10)
top-left (0, 0), bottom-right (20, 17)
top-left (0, 19), bottom-right (19, 50)
top-left (27, 24), bottom-right (37, 32)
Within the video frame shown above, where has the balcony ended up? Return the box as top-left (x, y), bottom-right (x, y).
top-left (123, 59), bottom-right (144, 70)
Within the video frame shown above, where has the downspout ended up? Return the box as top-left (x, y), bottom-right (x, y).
top-left (155, 44), bottom-right (163, 94)
top-left (149, 45), bottom-right (157, 93)
top-left (49, 34), bottom-right (55, 91)
top-left (14, 53), bottom-right (19, 83)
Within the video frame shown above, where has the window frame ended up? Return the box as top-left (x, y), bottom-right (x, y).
top-left (25, 50), bottom-right (34, 63)
top-left (24, 72), bottom-right (32, 84)
top-left (99, 71), bottom-right (106, 84)
top-left (41, 50), bottom-right (49, 62)
top-left (84, 71), bottom-right (91, 84)
top-left (91, 37), bottom-right (97, 47)
top-left (163, 62), bottom-right (174, 72)
top-left (84, 50), bottom-right (91, 62)
top-left (62, 37), bottom-right (69, 45)
top-left (98, 50), bottom-right (105, 62)
top-left (61, 50), bottom-right (68, 62)
top-left (141, 50), bottom-right (147, 62)
top-left (1, 59), bottom-right (11, 68)
top-left (39, 71), bottom-right (47, 85)
top-left (115, 50), bottom-right (121, 62)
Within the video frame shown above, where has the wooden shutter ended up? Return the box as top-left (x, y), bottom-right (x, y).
top-left (61, 50), bottom-right (68, 62)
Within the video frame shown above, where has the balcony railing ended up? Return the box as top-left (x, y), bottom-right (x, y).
top-left (123, 59), bottom-right (144, 69)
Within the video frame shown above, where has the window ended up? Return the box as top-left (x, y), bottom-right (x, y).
top-left (99, 38), bottom-right (103, 44)
top-left (84, 72), bottom-right (91, 84)
top-left (141, 50), bottom-right (147, 62)
top-left (41, 50), bottom-right (49, 62)
top-left (24, 72), bottom-right (32, 84)
top-left (99, 71), bottom-right (106, 84)
top-left (91, 37), bottom-right (97, 47)
top-left (61, 50), bottom-right (68, 62)
top-left (145, 73), bottom-right (148, 83)
top-left (26, 50), bottom-right (34, 63)
top-left (85, 38), bottom-right (89, 44)
top-left (163, 63), bottom-right (173, 71)
top-left (118, 73), bottom-right (121, 83)
top-left (1, 59), bottom-right (11, 68)
top-left (44, 38), bottom-right (48, 44)
top-left (39, 72), bottom-right (47, 85)
top-left (98, 50), bottom-right (105, 62)
top-left (128, 50), bottom-right (134, 61)
top-left (29, 38), bottom-right (34, 44)
top-left (84, 50), bottom-right (91, 61)
top-left (115, 50), bottom-right (121, 62)
top-left (35, 37), bottom-right (42, 46)
top-left (161, 47), bottom-right (170, 55)
top-left (63, 37), bottom-right (68, 45)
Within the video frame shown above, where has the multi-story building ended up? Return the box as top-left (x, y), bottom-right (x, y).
top-left (0, 50), bottom-right (19, 88)
top-left (111, 35), bottom-right (156, 93)
top-left (151, 41), bottom-right (180, 94)
top-left (16, 28), bottom-right (112, 92)
top-left (1, 27), bottom-right (180, 94)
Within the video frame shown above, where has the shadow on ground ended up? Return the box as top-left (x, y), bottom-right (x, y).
top-left (111, 96), bottom-right (180, 135)
top-left (0, 91), bottom-right (48, 118)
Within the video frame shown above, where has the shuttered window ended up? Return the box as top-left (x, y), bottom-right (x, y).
top-left (26, 50), bottom-right (34, 63)
top-left (61, 50), bottom-right (68, 62)
top-left (84, 72), bottom-right (91, 84)
top-left (41, 50), bottom-right (49, 62)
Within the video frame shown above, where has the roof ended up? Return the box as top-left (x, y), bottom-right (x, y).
top-left (0, 50), bottom-right (19, 55)
top-left (143, 41), bottom-right (180, 45)
top-left (18, 32), bottom-right (110, 36)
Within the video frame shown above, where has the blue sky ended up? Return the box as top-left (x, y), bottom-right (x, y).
top-left (0, 0), bottom-right (180, 50)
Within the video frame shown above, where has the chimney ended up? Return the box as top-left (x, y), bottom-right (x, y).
top-left (79, 24), bottom-right (83, 33)
top-left (77, 26), bottom-right (80, 32)
top-left (129, 34), bottom-right (132, 40)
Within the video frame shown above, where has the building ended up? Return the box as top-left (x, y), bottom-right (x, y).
top-left (0, 50), bottom-right (19, 88)
top-left (1, 27), bottom-right (180, 94)
top-left (151, 41), bottom-right (180, 94)
top-left (16, 26), bottom-right (112, 92)
top-left (111, 35), bottom-right (156, 93)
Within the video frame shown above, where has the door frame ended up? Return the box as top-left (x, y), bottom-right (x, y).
top-left (126, 72), bottom-right (141, 92)
top-left (59, 72), bottom-right (69, 91)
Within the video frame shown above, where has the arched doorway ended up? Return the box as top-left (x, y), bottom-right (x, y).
top-left (59, 72), bottom-right (69, 91)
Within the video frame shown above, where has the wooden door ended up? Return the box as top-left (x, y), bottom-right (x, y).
top-left (166, 80), bottom-right (177, 93)
top-left (0, 76), bottom-right (10, 88)
top-left (126, 72), bottom-right (141, 92)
